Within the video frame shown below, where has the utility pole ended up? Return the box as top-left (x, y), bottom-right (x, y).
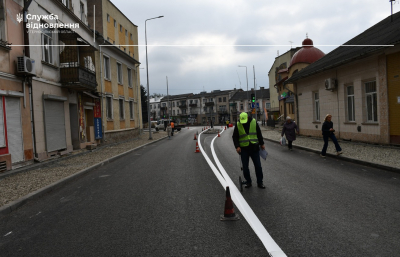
top-left (253, 65), bottom-right (256, 121)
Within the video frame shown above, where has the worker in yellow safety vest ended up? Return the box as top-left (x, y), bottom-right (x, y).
top-left (232, 112), bottom-right (266, 189)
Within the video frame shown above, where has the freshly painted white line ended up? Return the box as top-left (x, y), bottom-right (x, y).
top-left (4, 231), bottom-right (12, 236)
top-left (198, 129), bottom-right (227, 188)
top-left (210, 128), bottom-right (287, 257)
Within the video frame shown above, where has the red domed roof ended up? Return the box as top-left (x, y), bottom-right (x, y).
top-left (289, 38), bottom-right (325, 67)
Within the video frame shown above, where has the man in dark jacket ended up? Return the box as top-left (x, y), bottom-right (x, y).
top-left (232, 112), bottom-right (266, 189)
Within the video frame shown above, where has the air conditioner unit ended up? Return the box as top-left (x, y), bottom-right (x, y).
top-left (325, 78), bottom-right (336, 90)
top-left (17, 56), bottom-right (36, 76)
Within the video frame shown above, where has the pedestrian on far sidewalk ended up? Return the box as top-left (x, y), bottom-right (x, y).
top-left (320, 114), bottom-right (343, 157)
top-left (281, 116), bottom-right (299, 151)
top-left (167, 124), bottom-right (172, 139)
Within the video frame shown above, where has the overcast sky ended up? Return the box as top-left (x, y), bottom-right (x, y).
top-left (111, 0), bottom-right (399, 96)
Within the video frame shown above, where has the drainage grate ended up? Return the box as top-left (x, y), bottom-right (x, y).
top-left (0, 161), bottom-right (7, 172)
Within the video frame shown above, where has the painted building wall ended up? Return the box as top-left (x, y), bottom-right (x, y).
top-left (296, 53), bottom-right (390, 144)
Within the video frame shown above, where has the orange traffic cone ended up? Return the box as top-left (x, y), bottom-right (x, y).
top-left (194, 134), bottom-right (197, 140)
top-left (225, 126), bottom-right (227, 130)
top-left (220, 187), bottom-right (240, 221)
top-left (195, 142), bottom-right (200, 153)
top-left (218, 132), bottom-right (220, 137)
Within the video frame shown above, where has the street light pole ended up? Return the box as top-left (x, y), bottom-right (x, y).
top-left (238, 65), bottom-right (248, 112)
top-left (145, 15), bottom-right (164, 140)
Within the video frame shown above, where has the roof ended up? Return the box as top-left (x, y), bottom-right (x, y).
top-left (160, 93), bottom-right (193, 101)
top-left (230, 88), bottom-right (270, 101)
top-left (193, 89), bottom-right (238, 98)
top-left (286, 11), bottom-right (400, 84)
top-left (289, 38), bottom-right (325, 68)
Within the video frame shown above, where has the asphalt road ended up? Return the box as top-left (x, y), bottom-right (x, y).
top-left (1, 126), bottom-right (399, 257)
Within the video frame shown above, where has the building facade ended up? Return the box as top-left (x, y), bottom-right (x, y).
top-left (88, 0), bottom-right (141, 144)
top-left (268, 48), bottom-right (300, 120)
top-left (286, 12), bottom-right (400, 145)
top-left (25, 0), bottom-right (98, 161)
top-left (0, 0), bottom-right (34, 170)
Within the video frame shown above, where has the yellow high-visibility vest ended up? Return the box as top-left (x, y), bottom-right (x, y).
top-left (237, 119), bottom-right (258, 147)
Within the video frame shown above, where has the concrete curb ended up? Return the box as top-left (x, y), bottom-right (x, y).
top-left (0, 136), bottom-right (167, 218)
top-left (263, 137), bottom-right (400, 174)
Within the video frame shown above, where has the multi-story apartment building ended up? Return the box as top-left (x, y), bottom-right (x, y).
top-left (149, 96), bottom-right (163, 121)
top-left (229, 88), bottom-right (270, 124)
top-left (160, 93), bottom-right (193, 124)
top-left (25, 0), bottom-right (97, 161)
top-left (88, 0), bottom-right (141, 144)
top-left (0, 0), bottom-right (34, 170)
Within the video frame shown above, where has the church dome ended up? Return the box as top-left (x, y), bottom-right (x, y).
top-left (289, 37), bottom-right (325, 67)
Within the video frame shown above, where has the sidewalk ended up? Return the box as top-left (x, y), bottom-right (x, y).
top-left (259, 125), bottom-right (400, 172)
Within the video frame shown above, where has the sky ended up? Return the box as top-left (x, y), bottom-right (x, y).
top-left (110, 0), bottom-right (399, 96)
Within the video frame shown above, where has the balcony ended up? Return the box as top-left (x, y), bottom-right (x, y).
top-left (160, 106), bottom-right (167, 110)
top-left (217, 110), bottom-right (228, 114)
top-left (205, 102), bottom-right (214, 106)
top-left (59, 28), bottom-right (97, 91)
top-left (179, 104), bottom-right (187, 109)
top-left (60, 66), bottom-right (96, 90)
top-left (189, 103), bottom-right (198, 107)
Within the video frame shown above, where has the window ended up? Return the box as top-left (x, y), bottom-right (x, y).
top-left (120, 25), bottom-right (122, 32)
top-left (130, 33), bottom-right (133, 40)
top-left (129, 100), bottom-right (134, 119)
top-left (107, 14), bottom-right (110, 22)
top-left (127, 68), bottom-right (132, 87)
top-left (203, 107), bottom-right (207, 112)
top-left (41, 22), bottom-right (53, 64)
top-left (210, 98), bottom-right (213, 102)
top-left (240, 104), bottom-right (243, 110)
top-left (314, 92), bottom-right (320, 121)
top-left (219, 97), bottom-right (222, 102)
top-left (265, 103), bottom-right (270, 109)
top-left (125, 29), bottom-right (127, 36)
top-left (162, 103), bottom-right (166, 107)
top-left (223, 97), bottom-right (226, 102)
top-left (103, 56), bottom-right (110, 79)
top-left (119, 98), bottom-right (124, 119)
top-left (80, 2), bottom-right (85, 21)
top-left (173, 110), bottom-right (175, 115)
top-left (114, 20), bottom-right (116, 27)
top-left (158, 104), bottom-right (160, 108)
top-left (117, 63), bottom-right (122, 84)
top-left (203, 99), bottom-right (207, 103)
top-left (190, 100), bottom-right (193, 104)
top-left (150, 105), bottom-right (152, 110)
top-left (347, 86), bottom-right (355, 122)
top-left (62, 0), bottom-right (69, 8)
top-left (106, 96), bottom-right (113, 119)
top-left (173, 102), bottom-right (175, 107)
top-left (365, 81), bottom-right (377, 122)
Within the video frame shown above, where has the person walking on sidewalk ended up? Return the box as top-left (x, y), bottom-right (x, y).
top-left (171, 120), bottom-right (175, 136)
top-left (281, 116), bottom-right (299, 151)
top-left (167, 124), bottom-right (172, 139)
top-left (321, 114), bottom-right (343, 157)
top-left (232, 112), bottom-right (266, 189)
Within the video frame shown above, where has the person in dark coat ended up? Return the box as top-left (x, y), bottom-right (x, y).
top-left (320, 114), bottom-right (342, 157)
top-left (281, 116), bottom-right (299, 150)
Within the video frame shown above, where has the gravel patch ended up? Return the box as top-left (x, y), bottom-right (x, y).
top-left (0, 131), bottom-right (167, 208)
top-left (262, 128), bottom-right (400, 169)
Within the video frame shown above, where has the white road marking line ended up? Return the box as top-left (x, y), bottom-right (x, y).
top-left (199, 127), bottom-right (286, 257)
top-left (4, 231), bottom-right (12, 237)
top-left (99, 175), bottom-right (110, 178)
